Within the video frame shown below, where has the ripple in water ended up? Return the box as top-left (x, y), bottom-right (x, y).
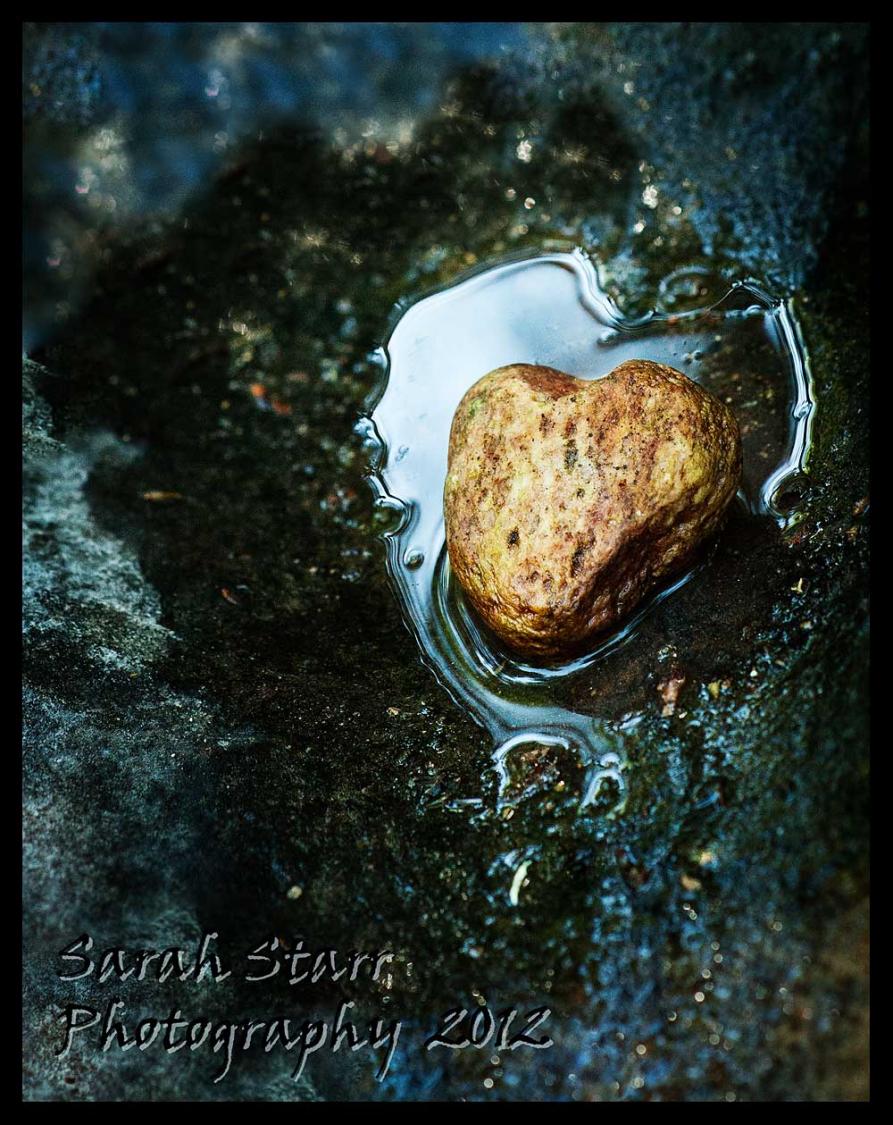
top-left (358, 249), bottom-right (815, 804)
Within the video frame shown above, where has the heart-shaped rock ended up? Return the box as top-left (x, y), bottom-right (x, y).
top-left (444, 360), bottom-right (742, 659)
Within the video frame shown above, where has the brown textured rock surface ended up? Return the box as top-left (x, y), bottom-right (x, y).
top-left (444, 360), bottom-right (742, 658)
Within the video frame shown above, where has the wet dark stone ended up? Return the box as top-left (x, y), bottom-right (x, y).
top-left (23, 23), bottom-right (868, 1101)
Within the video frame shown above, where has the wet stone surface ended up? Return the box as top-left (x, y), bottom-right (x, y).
top-left (23, 23), bottom-right (868, 1101)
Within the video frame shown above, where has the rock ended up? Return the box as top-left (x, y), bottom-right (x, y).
top-left (658, 671), bottom-right (687, 717)
top-left (444, 360), bottom-right (741, 659)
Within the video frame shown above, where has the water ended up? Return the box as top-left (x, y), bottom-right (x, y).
top-left (358, 248), bottom-right (815, 802)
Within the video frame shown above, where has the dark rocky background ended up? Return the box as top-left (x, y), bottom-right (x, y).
top-left (23, 22), bottom-right (869, 1101)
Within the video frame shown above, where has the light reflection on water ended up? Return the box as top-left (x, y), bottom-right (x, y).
top-left (358, 248), bottom-right (815, 801)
